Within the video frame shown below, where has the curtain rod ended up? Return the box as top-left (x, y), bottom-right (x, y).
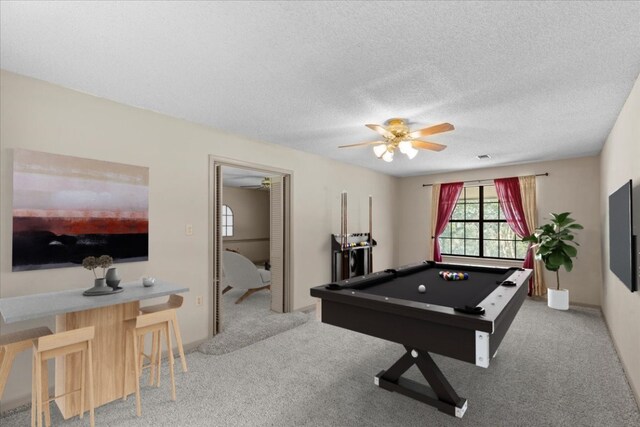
top-left (421, 173), bottom-right (549, 187)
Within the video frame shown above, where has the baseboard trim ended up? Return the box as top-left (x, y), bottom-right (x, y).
top-left (0, 385), bottom-right (54, 416)
top-left (528, 295), bottom-right (601, 310)
top-left (183, 337), bottom-right (209, 353)
top-left (569, 301), bottom-right (601, 309)
top-left (296, 303), bottom-right (316, 314)
top-left (600, 308), bottom-right (640, 411)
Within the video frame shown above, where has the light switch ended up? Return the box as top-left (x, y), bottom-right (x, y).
top-left (185, 224), bottom-right (193, 236)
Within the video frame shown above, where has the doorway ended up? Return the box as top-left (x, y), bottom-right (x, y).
top-left (208, 156), bottom-right (292, 336)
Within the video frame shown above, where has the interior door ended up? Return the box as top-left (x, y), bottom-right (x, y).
top-left (270, 175), bottom-right (284, 313)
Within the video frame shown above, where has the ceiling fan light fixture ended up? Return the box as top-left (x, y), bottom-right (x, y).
top-left (340, 118), bottom-right (453, 162)
top-left (398, 140), bottom-right (413, 154)
top-left (373, 144), bottom-right (387, 158)
top-left (405, 146), bottom-right (419, 159)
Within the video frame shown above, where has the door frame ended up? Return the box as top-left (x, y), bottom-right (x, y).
top-left (208, 155), bottom-right (293, 337)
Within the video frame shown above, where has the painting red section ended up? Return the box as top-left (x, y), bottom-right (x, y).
top-left (13, 216), bottom-right (148, 235)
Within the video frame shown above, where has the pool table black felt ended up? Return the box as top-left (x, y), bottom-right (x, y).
top-left (347, 264), bottom-right (518, 309)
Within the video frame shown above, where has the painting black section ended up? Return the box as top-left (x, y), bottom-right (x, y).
top-left (12, 232), bottom-right (149, 271)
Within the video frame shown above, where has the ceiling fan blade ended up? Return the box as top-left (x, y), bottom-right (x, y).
top-left (365, 124), bottom-right (395, 139)
top-left (339, 141), bottom-right (386, 148)
top-left (408, 123), bottom-right (454, 139)
top-left (412, 140), bottom-right (448, 152)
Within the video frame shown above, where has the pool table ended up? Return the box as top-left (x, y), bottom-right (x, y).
top-left (310, 261), bottom-right (532, 418)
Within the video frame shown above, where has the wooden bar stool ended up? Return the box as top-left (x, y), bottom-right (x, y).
top-left (32, 326), bottom-right (95, 427)
top-left (0, 327), bottom-right (52, 399)
top-left (139, 294), bottom-right (187, 373)
top-left (123, 310), bottom-right (176, 417)
top-left (1, 327), bottom-right (53, 426)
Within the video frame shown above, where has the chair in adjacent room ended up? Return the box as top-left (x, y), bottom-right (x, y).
top-left (31, 326), bottom-right (95, 427)
top-left (139, 294), bottom-right (188, 373)
top-left (222, 250), bottom-right (271, 304)
top-left (123, 310), bottom-right (176, 417)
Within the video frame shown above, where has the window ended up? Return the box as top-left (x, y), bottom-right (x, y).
top-left (439, 185), bottom-right (529, 260)
top-left (221, 204), bottom-right (233, 237)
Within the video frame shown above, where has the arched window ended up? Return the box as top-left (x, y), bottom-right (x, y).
top-left (221, 204), bottom-right (233, 237)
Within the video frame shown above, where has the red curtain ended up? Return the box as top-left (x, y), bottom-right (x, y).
top-left (494, 177), bottom-right (534, 294)
top-left (433, 182), bottom-right (463, 262)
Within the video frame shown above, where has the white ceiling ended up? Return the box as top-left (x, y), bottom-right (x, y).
top-left (2, 1), bottom-right (639, 177)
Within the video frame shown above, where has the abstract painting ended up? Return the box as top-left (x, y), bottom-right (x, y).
top-left (12, 149), bottom-right (149, 271)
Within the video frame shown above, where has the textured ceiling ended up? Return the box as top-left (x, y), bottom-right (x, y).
top-left (2, 1), bottom-right (639, 177)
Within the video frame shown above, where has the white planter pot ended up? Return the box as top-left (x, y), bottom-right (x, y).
top-left (547, 288), bottom-right (569, 310)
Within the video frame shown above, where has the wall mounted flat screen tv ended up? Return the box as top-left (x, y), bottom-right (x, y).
top-left (608, 180), bottom-right (637, 292)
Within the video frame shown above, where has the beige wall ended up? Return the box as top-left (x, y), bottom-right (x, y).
top-left (0, 70), bottom-right (399, 408)
top-left (222, 186), bottom-right (270, 263)
top-left (600, 74), bottom-right (640, 403)
top-left (397, 156), bottom-right (603, 306)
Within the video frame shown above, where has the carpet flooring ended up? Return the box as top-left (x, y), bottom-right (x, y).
top-left (1, 300), bottom-right (638, 426)
top-left (198, 287), bottom-right (310, 355)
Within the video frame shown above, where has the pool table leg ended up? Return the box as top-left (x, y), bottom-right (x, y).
top-left (374, 346), bottom-right (468, 418)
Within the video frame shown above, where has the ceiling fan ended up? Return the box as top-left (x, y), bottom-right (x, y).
top-left (241, 177), bottom-right (271, 190)
top-left (339, 118), bottom-right (454, 162)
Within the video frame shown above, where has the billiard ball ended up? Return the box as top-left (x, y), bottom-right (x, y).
top-left (418, 284), bottom-right (426, 293)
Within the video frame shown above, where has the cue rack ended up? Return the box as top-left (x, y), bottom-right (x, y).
top-left (331, 192), bottom-right (377, 281)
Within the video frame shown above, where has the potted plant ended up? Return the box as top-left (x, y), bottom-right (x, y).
top-left (522, 212), bottom-right (583, 310)
top-left (82, 255), bottom-right (113, 288)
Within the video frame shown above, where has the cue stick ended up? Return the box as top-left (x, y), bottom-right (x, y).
top-left (345, 191), bottom-right (348, 241)
top-left (369, 195), bottom-right (373, 273)
top-left (343, 191), bottom-right (349, 279)
top-left (340, 191), bottom-right (344, 247)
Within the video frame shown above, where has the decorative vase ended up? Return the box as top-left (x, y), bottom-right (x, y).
top-left (547, 288), bottom-right (569, 310)
top-left (94, 278), bottom-right (107, 288)
top-left (105, 267), bottom-right (121, 289)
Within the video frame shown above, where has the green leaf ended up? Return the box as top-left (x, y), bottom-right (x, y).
top-left (563, 245), bottom-right (577, 257)
top-left (563, 257), bottom-right (573, 272)
top-left (540, 242), bottom-right (555, 251)
top-left (549, 251), bottom-right (565, 267)
top-left (558, 219), bottom-right (572, 228)
top-left (567, 224), bottom-right (584, 230)
top-left (553, 212), bottom-right (570, 224)
top-left (538, 246), bottom-right (553, 255)
top-left (541, 224), bottom-right (555, 233)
